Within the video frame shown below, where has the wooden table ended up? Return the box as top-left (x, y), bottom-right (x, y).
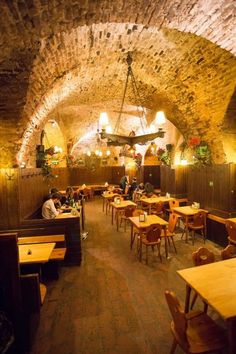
top-left (101, 192), bottom-right (120, 214)
top-left (173, 206), bottom-right (208, 242)
top-left (140, 196), bottom-right (173, 214)
top-left (110, 200), bottom-right (137, 231)
top-left (129, 215), bottom-right (169, 256)
top-left (177, 258), bottom-right (236, 354)
top-left (19, 243), bottom-right (55, 264)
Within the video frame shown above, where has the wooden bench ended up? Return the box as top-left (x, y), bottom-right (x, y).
top-left (18, 234), bottom-right (66, 279)
top-left (18, 234), bottom-right (66, 261)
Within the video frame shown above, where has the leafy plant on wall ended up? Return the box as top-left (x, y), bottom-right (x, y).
top-left (36, 145), bottom-right (58, 179)
top-left (157, 144), bottom-right (173, 166)
top-left (188, 137), bottom-right (212, 165)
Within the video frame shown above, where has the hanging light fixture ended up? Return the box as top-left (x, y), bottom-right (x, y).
top-left (98, 52), bottom-right (165, 146)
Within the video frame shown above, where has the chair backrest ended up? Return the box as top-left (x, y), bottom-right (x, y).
top-left (124, 206), bottom-right (136, 217)
top-left (169, 199), bottom-right (180, 210)
top-left (146, 224), bottom-right (162, 242)
top-left (168, 213), bottom-right (178, 234)
top-left (113, 188), bottom-right (122, 194)
top-left (165, 291), bottom-right (187, 343)
top-left (155, 202), bottom-right (163, 213)
top-left (221, 244), bottom-right (236, 260)
top-left (192, 211), bottom-right (206, 227)
top-left (225, 220), bottom-right (236, 242)
top-left (192, 247), bottom-right (215, 266)
top-left (132, 209), bottom-right (144, 217)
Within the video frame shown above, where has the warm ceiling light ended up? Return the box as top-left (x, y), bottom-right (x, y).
top-left (180, 159), bottom-right (188, 165)
top-left (155, 111), bottom-right (166, 125)
top-left (99, 112), bottom-right (109, 129)
top-left (54, 146), bottom-right (62, 153)
top-left (87, 151), bottom-right (91, 156)
top-left (106, 125), bottom-right (112, 133)
top-left (95, 149), bottom-right (99, 156)
top-left (106, 150), bottom-right (111, 156)
top-left (98, 53), bottom-right (165, 146)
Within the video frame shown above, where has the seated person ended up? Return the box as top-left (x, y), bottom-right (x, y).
top-left (61, 186), bottom-right (74, 206)
top-left (119, 175), bottom-right (129, 194)
top-left (50, 187), bottom-right (62, 209)
top-left (129, 177), bottom-right (137, 200)
top-left (144, 182), bottom-right (154, 197)
top-left (42, 193), bottom-right (62, 219)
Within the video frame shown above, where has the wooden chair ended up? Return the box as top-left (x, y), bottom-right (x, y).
top-left (165, 290), bottom-right (227, 354)
top-left (191, 247), bottom-right (215, 311)
top-left (119, 206), bottom-right (136, 232)
top-left (225, 220), bottom-right (236, 246)
top-left (221, 244), bottom-right (236, 260)
top-left (188, 211), bottom-right (207, 245)
top-left (167, 199), bottom-right (182, 226)
top-left (161, 213), bottom-right (178, 254)
top-left (139, 224), bottom-right (162, 264)
top-left (150, 202), bottom-right (164, 217)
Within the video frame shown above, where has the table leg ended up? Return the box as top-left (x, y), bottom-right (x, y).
top-left (102, 197), bottom-right (105, 212)
top-left (164, 226), bottom-right (168, 258)
top-left (185, 215), bottom-right (189, 243)
top-left (130, 224), bottom-right (134, 249)
top-left (184, 284), bottom-right (192, 313)
top-left (116, 210), bottom-right (119, 231)
top-left (227, 318), bottom-right (236, 354)
top-left (111, 206), bottom-right (114, 225)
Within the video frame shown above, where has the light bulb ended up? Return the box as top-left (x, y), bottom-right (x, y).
top-left (99, 112), bottom-right (109, 129)
top-left (155, 111), bottom-right (166, 125)
top-left (87, 151), bottom-right (91, 156)
top-left (106, 150), bottom-right (111, 156)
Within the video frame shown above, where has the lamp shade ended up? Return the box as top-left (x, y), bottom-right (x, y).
top-left (155, 111), bottom-right (166, 125)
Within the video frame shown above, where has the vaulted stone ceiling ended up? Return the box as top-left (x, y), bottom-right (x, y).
top-left (0, 0), bottom-right (235, 167)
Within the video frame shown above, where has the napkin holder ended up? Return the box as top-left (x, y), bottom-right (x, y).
top-left (139, 214), bottom-right (145, 222)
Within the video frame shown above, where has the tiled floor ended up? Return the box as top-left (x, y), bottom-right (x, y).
top-left (30, 198), bottom-right (226, 354)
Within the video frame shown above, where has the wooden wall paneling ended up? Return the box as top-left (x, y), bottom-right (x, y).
top-left (0, 169), bottom-right (9, 229)
top-left (160, 165), bottom-right (167, 193)
top-left (187, 166), bottom-right (207, 206)
top-left (0, 233), bottom-right (24, 352)
top-left (19, 169), bottom-right (49, 221)
top-left (229, 164), bottom-right (236, 213)
top-left (210, 165), bottom-right (229, 212)
top-left (142, 165), bottom-right (160, 188)
top-left (112, 166), bottom-right (125, 184)
top-left (175, 166), bottom-right (187, 197)
top-left (50, 167), bottom-right (70, 189)
top-left (160, 166), bottom-right (186, 197)
top-left (0, 168), bottom-right (21, 229)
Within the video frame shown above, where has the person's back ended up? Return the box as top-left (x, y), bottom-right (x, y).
top-left (42, 193), bottom-right (61, 219)
top-left (144, 182), bottom-right (154, 196)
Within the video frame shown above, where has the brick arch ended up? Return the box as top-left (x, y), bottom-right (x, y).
top-left (17, 22), bottom-right (236, 165)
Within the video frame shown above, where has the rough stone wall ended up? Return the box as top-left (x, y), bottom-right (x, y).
top-left (0, 0), bottom-right (235, 167)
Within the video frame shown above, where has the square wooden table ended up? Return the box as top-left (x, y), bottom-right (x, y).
top-left (177, 258), bottom-right (236, 354)
top-left (110, 200), bottom-right (137, 231)
top-left (173, 206), bottom-right (208, 242)
top-left (19, 243), bottom-right (55, 264)
top-left (129, 215), bottom-right (169, 257)
top-left (140, 196), bottom-right (173, 214)
top-left (101, 192), bottom-right (120, 214)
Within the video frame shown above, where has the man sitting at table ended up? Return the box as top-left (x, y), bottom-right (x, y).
top-left (42, 193), bottom-right (62, 219)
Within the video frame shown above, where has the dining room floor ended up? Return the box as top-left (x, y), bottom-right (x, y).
top-left (30, 197), bottom-right (227, 354)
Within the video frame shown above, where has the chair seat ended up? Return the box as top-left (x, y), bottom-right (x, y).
top-left (171, 311), bottom-right (227, 353)
top-left (186, 311), bottom-right (227, 353)
top-left (141, 237), bottom-right (161, 246)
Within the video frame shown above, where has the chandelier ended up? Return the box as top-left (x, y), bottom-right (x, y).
top-left (98, 52), bottom-right (166, 146)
